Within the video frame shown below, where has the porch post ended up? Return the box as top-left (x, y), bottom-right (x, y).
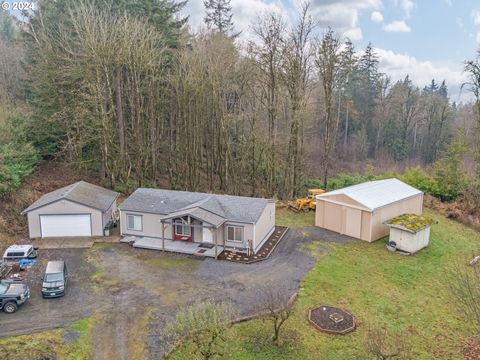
top-left (161, 221), bottom-right (165, 252)
top-left (214, 226), bottom-right (218, 260)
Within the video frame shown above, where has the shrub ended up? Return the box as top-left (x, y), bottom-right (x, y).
top-left (164, 300), bottom-right (232, 360)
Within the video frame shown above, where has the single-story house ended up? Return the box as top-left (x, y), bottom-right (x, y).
top-left (119, 188), bottom-right (275, 256)
top-left (22, 181), bottom-right (119, 238)
top-left (315, 178), bottom-right (423, 242)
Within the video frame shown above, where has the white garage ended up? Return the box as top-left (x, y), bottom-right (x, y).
top-left (22, 181), bottom-right (119, 239)
top-left (40, 214), bottom-right (92, 237)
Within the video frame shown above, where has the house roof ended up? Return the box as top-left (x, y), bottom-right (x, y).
top-left (21, 181), bottom-right (119, 214)
top-left (317, 178), bottom-right (422, 211)
top-left (119, 188), bottom-right (272, 224)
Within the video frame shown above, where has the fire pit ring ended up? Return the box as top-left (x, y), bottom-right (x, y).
top-left (308, 305), bottom-right (356, 335)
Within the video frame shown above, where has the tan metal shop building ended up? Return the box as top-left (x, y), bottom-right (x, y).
top-left (315, 179), bottom-right (423, 242)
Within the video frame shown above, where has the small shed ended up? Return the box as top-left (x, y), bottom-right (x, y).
top-left (385, 214), bottom-right (435, 254)
top-left (315, 179), bottom-right (423, 242)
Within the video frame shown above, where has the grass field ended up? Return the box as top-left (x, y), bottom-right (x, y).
top-left (276, 207), bottom-right (316, 228)
top-left (0, 318), bottom-right (92, 360)
top-left (169, 209), bottom-right (479, 359)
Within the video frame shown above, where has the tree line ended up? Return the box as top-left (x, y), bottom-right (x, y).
top-left (0, 0), bottom-right (479, 199)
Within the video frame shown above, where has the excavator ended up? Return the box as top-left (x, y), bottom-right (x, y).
top-left (288, 189), bottom-right (325, 212)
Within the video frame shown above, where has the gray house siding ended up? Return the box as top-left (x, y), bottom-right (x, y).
top-left (223, 222), bottom-right (254, 252)
top-left (120, 209), bottom-right (226, 246)
top-left (253, 201), bottom-right (276, 252)
top-left (120, 207), bottom-right (274, 254)
top-left (26, 199), bottom-right (104, 238)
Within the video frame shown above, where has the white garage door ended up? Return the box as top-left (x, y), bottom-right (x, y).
top-left (40, 214), bottom-right (92, 237)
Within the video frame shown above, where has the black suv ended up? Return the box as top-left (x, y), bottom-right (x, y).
top-left (0, 280), bottom-right (30, 313)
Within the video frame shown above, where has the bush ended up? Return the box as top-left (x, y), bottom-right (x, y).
top-left (164, 300), bottom-right (233, 360)
top-left (399, 166), bottom-right (439, 195)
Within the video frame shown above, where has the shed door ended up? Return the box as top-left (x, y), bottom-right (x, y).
top-left (344, 207), bottom-right (361, 238)
top-left (40, 214), bottom-right (92, 237)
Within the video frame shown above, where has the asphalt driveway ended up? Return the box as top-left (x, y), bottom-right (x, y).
top-left (0, 227), bottom-right (356, 359)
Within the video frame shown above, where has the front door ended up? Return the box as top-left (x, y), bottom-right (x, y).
top-left (203, 228), bottom-right (213, 243)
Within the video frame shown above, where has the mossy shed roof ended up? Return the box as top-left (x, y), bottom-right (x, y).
top-left (385, 213), bottom-right (435, 233)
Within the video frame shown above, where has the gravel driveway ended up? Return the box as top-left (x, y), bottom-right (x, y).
top-left (0, 227), bottom-right (355, 359)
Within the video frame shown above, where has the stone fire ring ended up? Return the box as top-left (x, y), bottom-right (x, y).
top-left (308, 305), bottom-right (356, 335)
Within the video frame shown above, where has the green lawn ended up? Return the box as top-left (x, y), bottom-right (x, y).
top-left (169, 209), bottom-right (479, 359)
top-left (276, 207), bottom-right (315, 228)
top-left (0, 318), bottom-right (92, 360)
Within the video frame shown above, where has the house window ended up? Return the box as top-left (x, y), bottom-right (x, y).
top-left (127, 214), bottom-right (142, 231)
top-left (175, 218), bottom-right (191, 236)
top-left (227, 225), bottom-right (243, 243)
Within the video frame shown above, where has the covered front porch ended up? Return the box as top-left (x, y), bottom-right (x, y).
top-left (129, 236), bottom-right (224, 258)
top-left (127, 206), bottom-right (226, 258)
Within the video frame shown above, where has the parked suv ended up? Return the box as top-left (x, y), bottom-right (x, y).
top-left (42, 261), bottom-right (67, 298)
top-left (2, 245), bottom-right (37, 262)
top-left (0, 280), bottom-right (30, 313)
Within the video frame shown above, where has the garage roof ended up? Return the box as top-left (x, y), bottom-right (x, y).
top-left (317, 178), bottom-right (422, 211)
top-left (21, 181), bottom-right (119, 214)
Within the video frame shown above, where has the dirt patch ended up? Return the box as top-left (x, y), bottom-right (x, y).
top-left (425, 195), bottom-right (480, 231)
top-left (462, 336), bottom-right (480, 360)
top-left (0, 227), bottom-right (356, 359)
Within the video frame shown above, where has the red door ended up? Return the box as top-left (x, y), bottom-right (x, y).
top-left (174, 222), bottom-right (193, 241)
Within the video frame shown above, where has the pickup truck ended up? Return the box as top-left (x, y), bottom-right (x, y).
top-left (0, 280), bottom-right (30, 313)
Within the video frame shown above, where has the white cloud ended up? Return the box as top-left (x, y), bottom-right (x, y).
top-left (371, 11), bottom-right (384, 23)
top-left (395, 0), bottom-right (415, 19)
top-left (375, 47), bottom-right (470, 101)
top-left (306, 0), bottom-right (382, 41)
top-left (471, 10), bottom-right (480, 44)
top-left (181, 0), bottom-right (289, 40)
top-left (445, 0), bottom-right (453, 6)
top-left (472, 10), bottom-right (480, 26)
top-left (383, 20), bottom-right (411, 32)
top-left (344, 27), bottom-right (363, 41)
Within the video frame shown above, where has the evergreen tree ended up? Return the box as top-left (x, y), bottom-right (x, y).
top-left (204, 0), bottom-right (236, 35)
top-left (0, 11), bottom-right (15, 42)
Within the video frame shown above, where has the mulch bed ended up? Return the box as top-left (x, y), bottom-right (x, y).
top-left (218, 226), bottom-right (288, 264)
top-left (308, 305), bottom-right (356, 335)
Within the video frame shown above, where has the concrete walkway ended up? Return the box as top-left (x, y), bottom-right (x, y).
top-left (34, 234), bottom-right (120, 249)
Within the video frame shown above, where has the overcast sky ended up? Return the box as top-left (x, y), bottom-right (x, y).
top-left (182, 0), bottom-right (480, 103)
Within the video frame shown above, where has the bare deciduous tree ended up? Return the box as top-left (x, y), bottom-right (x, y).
top-left (281, 2), bottom-right (314, 198)
top-left (314, 28), bottom-right (343, 188)
top-left (449, 259), bottom-right (480, 335)
top-left (256, 286), bottom-right (294, 345)
top-left (364, 327), bottom-right (412, 360)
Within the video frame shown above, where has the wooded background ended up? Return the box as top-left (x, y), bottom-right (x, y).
top-left (1, 0), bottom-right (480, 202)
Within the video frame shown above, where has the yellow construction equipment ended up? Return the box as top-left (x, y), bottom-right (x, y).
top-left (288, 189), bottom-right (325, 212)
